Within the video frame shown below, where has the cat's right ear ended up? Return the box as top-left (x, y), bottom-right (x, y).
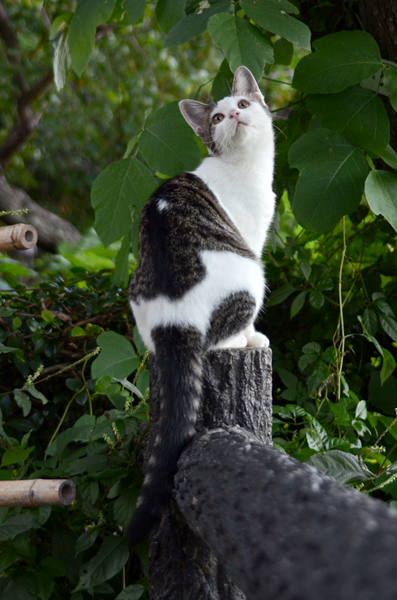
top-left (179, 100), bottom-right (211, 139)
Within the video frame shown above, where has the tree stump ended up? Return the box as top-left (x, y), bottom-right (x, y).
top-left (147, 347), bottom-right (272, 600)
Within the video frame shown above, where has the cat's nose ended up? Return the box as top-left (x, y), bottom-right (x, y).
top-left (229, 109), bottom-right (240, 119)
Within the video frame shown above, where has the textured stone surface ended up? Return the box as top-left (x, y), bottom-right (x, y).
top-left (148, 347), bottom-right (272, 600)
top-left (175, 427), bottom-right (397, 600)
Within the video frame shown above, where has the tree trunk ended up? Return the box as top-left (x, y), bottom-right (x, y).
top-left (175, 427), bottom-right (397, 600)
top-left (358, 0), bottom-right (397, 151)
top-left (147, 348), bottom-right (272, 600)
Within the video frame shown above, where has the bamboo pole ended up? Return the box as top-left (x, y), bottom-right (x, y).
top-left (0, 223), bottom-right (38, 251)
top-left (0, 479), bottom-right (76, 507)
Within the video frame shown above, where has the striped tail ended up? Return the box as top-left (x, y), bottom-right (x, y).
top-left (127, 325), bottom-right (203, 547)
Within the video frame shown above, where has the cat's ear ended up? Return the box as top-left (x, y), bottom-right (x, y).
top-left (179, 100), bottom-right (211, 139)
top-left (232, 66), bottom-right (265, 104)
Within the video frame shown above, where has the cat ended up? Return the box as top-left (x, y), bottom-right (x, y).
top-left (127, 65), bottom-right (275, 547)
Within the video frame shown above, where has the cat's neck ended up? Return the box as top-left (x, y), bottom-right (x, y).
top-left (193, 141), bottom-right (275, 256)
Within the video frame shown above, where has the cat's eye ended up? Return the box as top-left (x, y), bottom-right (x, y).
top-left (238, 100), bottom-right (250, 109)
top-left (212, 114), bottom-right (224, 124)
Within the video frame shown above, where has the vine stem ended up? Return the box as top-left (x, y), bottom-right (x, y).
top-left (336, 217), bottom-right (347, 401)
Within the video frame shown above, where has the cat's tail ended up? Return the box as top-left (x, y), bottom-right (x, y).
top-left (127, 325), bottom-right (203, 547)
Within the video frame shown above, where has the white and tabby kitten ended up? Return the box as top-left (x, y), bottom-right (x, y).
top-left (127, 66), bottom-right (275, 546)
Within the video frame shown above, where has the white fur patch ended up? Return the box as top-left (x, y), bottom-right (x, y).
top-left (157, 199), bottom-right (170, 212)
top-left (130, 250), bottom-right (264, 352)
top-left (194, 95), bottom-right (275, 257)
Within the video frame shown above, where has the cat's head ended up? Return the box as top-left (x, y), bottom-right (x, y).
top-left (179, 66), bottom-right (272, 156)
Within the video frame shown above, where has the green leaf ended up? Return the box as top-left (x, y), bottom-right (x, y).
top-left (139, 102), bottom-right (201, 176)
top-left (241, 0), bottom-right (311, 50)
top-left (369, 372), bottom-right (397, 416)
top-left (277, 368), bottom-right (298, 390)
top-left (299, 259), bottom-right (311, 281)
top-left (266, 283), bottom-right (295, 306)
top-left (290, 291), bottom-right (306, 318)
top-left (1, 445), bottom-right (34, 467)
top-left (293, 31), bottom-right (382, 94)
top-left (309, 290), bottom-right (325, 309)
top-left (0, 572), bottom-right (37, 600)
top-left (27, 385), bottom-right (48, 405)
top-left (307, 87), bottom-right (390, 158)
top-left (13, 389), bottom-right (31, 417)
top-left (273, 37), bottom-right (293, 66)
top-left (115, 585), bottom-right (145, 600)
top-left (112, 235), bottom-right (131, 289)
top-left (76, 536), bottom-right (129, 590)
top-left (114, 378), bottom-right (143, 399)
top-left (306, 449), bottom-right (369, 484)
top-left (289, 129), bottom-right (369, 231)
top-left (68, 0), bottom-right (116, 77)
top-left (91, 157), bottom-right (157, 247)
top-left (164, 0), bottom-right (232, 47)
top-left (211, 58), bottom-right (234, 102)
top-left (355, 399), bottom-right (367, 420)
top-left (365, 170), bottom-right (397, 233)
top-left (383, 66), bottom-right (397, 112)
top-left (92, 332), bottom-right (139, 379)
top-left (361, 308), bottom-right (378, 337)
top-left (382, 145), bottom-right (397, 171)
top-left (49, 11), bottom-right (73, 40)
top-left (156, 0), bottom-right (185, 32)
top-left (114, 487), bottom-right (139, 528)
top-left (379, 313), bottom-right (397, 343)
top-left (123, 0), bottom-right (145, 24)
top-left (208, 14), bottom-right (273, 81)
top-left (0, 342), bottom-right (19, 354)
top-left (0, 508), bottom-right (51, 541)
top-left (380, 348), bottom-right (396, 386)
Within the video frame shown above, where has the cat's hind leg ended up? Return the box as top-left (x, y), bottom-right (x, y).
top-left (244, 323), bottom-right (270, 348)
top-left (205, 291), bottom-right (255, 350)
top-left (215, 332), bottom-right (248, 349)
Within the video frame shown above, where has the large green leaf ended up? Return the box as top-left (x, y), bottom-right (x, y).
top-left (307, 449), bottom-right (369, 485)
top-left (384, 66), bottom-right (397, 112)
top-left (208, 14), bottom-right (273, 81)
top-left (241, 0), bottom-right (311, 51)
top-left (123, 0), bottom-right (146, 24)
top-left (307, 87), bottom-right (390, 158)
top-left (68, 0), bottom-right (116, 77)
top-left (115, 585), bottom-right (145, 600)
top-left (139, 101), bottom-right (201, 176)
top-left (293, 31), bottom-right (382, 94)
top-left (91, 157), bottom-right (157, 247)
top-left (92, 332), bottom-right (139, 379)
top-left (164, 0), bottom-right (231, 47)
top-left (156, 0), bottom-right (185, 32)
top-left (77, 536), bottom-right (129, 591)
top-left (211, 58), bottom-right (234, 101)
top-left (289, 128), bottom-right (369, 231)
top-left (0, 508), bottom-right (51, 541)
top-left (365, 170), bottom-right (397, 233)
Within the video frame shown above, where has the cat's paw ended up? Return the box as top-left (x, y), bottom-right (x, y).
top-left (247, 332), bottom-right (270, 348)
top-left (216, 333), bottom-right (248, 349)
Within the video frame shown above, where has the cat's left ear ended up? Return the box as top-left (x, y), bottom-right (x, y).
top-left (179, 100), bottom-right (212, 139)
top-left (232, 66), bottom-right (266, 105)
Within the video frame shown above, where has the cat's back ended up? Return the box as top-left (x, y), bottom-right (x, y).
top-left (131, 171), bottom-right (255, 303)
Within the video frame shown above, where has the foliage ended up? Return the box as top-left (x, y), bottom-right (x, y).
top-left (1, 0), bottom-right (397, 597)
top-left (0, 237), bottom-right (150, 599)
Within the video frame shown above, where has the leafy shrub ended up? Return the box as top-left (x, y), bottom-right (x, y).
top-left (0, 242), bottom-right (149, 599)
